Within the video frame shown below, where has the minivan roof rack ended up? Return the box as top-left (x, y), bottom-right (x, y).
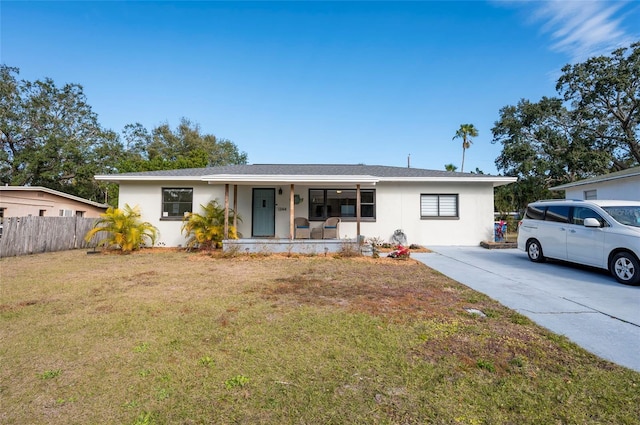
top-left (535, 199), bottom-right (585, 202)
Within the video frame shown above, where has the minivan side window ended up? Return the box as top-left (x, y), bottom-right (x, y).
top-left (525, 205), bottom-right (545, 220)
top-left (572, 207), bottom-right (605, 226)
top-left (545, 205), bottom-right (570, 223)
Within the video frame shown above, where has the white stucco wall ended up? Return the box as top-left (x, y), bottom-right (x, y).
top-left (563, 178), bottom-right (640, 201)
top-left (118, 180), bottom-right (497, 247)
top-left (118, 181), bottom-right (225, 247)
top-left (350, 181), bottom-right (495, 246)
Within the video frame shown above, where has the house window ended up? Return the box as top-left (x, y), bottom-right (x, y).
top-left (39, 210), bottom-right (46, 216)
top-left (584, 190), bottom-right (597, 200)
top-left (420, 194), bottom-right (459, 218)
top-left (162, 188), bottom-right (193, 219)
top-left (59, 209), bottom-right (73, 217)
top-left (75, 211), bottom-right (85, 217)
top-left (309, 189), bottom-right (376, 221)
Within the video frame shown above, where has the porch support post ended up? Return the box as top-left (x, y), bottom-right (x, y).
top-left (233, 184), bottom-right (238, 231)
top-left (289, 183), bottom-right (295, 239)
top-left (224, 184), bottom-right (229, 240)
top-left (356, 184), bottom-right (361, 242)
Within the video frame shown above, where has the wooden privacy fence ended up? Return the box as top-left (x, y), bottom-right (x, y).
top-left (0, 216), bottom-right (101, 258)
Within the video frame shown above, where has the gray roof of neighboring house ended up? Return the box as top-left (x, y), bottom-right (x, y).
top-left (551, 166), bottom-right (640, 190)
top-left (96, 164), bottom-right (504, 179)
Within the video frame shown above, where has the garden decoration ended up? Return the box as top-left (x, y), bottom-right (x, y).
top-left (391, 229), bottom-right (408, 246)
top-left (494, 220), bottom-right (507, 242)
top-left (387, 245), bottom-right (410, 258)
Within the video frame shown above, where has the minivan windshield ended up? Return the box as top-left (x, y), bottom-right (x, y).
top-left (601, 206), bottom-right (640, 228)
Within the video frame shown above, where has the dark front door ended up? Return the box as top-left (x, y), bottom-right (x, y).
top-left (252, 188), bottom-right (275, 237)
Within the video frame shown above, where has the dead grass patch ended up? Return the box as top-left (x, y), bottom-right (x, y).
top-left (1, 249), bottom-right (638, 425)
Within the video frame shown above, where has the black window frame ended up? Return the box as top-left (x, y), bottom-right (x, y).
top-left (161, 187), bottom-right (193, 220)
top-left (308, 188), bottom-right (376, 222)
top-left (420, 194), bottom-right (459, 219)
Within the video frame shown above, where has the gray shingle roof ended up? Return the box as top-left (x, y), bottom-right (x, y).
top-left (551, 166), bottom-right (640, 190)
top-left (99, 164), bottom-right (495, 178)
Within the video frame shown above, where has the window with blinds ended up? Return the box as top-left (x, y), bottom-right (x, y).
top-left (420, 194), bottom-right (459, 218)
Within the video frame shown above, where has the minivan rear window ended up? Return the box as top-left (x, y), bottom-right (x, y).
top-left (545, 205), bottom-right (570, 223)
top-left (525, 205), bottom-right (545, 220)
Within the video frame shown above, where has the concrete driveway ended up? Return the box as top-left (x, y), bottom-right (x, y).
top-left (413, 247), bottom-right (640, 372)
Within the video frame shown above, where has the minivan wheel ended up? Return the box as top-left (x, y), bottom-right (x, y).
top-left (610, 252), bottom-right (640, 286)
top-left (526, 239), bottom-right (546, 263)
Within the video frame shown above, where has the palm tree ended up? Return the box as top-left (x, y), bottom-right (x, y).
top-left (84, 204), bottom-right (158, 252)
top-left (452, 123), bottom-right (478, 173)
top-left (181, 200), bottom-right (241, 250)
top-left (444, 163), bottom-right (458, 172)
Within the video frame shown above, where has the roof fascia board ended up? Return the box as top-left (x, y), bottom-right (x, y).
top-left (551, 172), bottom-right (640, 190)
top-left (95, 174), bottom-right (517, 189)
top-left (380, 176), bottom-right (517, 184)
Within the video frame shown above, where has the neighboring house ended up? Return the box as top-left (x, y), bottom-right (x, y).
top-left (94, 164), bottom-right (516, 247)
top-left (0, 186), bottom-right (109, 220)
top-left (551, 167), bottom-right (640, 201)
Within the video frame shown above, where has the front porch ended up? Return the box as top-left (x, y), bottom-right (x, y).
top-left (223, 238), bottom-right (361, 255)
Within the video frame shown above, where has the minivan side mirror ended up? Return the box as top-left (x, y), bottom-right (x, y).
top-left (584, 217), bottom-right (601, 228)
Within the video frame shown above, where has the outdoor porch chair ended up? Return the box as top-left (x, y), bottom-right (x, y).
top-left (321, 217), bottom-right (340, 239)
top-left (294, 217), bottom-right (311, 239)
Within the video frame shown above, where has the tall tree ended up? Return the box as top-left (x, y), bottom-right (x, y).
top-left (492, 43), bottom-right (640, 211)
top-left (117, 118), bottom-right (248, 172)
top-left (492, 97), bottom-right (611, 211)
top-left (557, 41), bottom-right (640, 169)
top-left (0, 65), bottom-right (122, 202)
top-left (1, 67), bottom-right (249, 206)
top-left (452, 123), bottom-right (478, 172)
top-left (444, 163), bottom-right (458, 172)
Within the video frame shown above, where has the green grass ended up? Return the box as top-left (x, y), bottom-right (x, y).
top-left (1, 249), bottom-right (639, 424)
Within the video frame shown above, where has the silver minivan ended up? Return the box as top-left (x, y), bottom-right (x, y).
top-left (517, 199), bottom-right (640, 285)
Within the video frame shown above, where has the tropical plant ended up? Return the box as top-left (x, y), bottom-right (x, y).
top-left (181, 200), bottom-right (241, 250)
top-left (444, 163), bottom-right (458, 172)
top-left (84, 204), bottom-right (158, 252)
top-left (452, 123), bottom-right (478, 172)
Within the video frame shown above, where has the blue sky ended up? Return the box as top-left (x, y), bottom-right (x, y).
top-left (2, 1), bottom-right (639, 174)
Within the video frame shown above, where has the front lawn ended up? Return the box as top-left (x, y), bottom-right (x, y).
top-left (1, 250), bottom-right (638, 424)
